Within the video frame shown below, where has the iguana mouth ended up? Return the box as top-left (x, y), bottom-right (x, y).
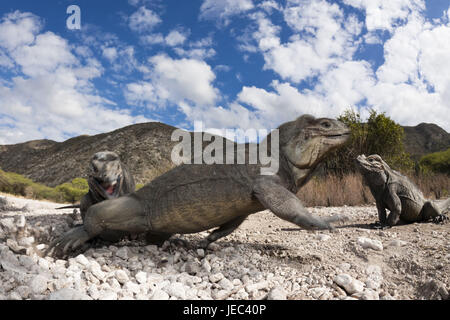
top-left (94, 177), bottom-right (121, 196)
top-left (326, 132), bottom-right (350, 139)
top-left (101, 181), bottom-right (117, 195)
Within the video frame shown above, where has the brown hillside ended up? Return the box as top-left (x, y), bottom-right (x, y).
top-left (402, 123), bottom-right (450, 160)
top-left (0, 122), bottom-right (206, 187)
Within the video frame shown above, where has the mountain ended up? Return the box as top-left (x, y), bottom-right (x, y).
top-left (0, 121), bottom-right (448, 187)
top-left (402, 123), bottom-right (450, 160)
top-left (0, 122), bottom-right (222, 187)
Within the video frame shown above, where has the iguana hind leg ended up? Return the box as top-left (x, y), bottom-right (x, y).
top-left (145, 231), bottom-right (172, 246)
top-left (48, 196), bottom-right (148, 256)
top-left (83, 196), bottom-right (148, 235)
top-left (199, 215), bottom-right (248, 249)
top-left (421, 201), bottom-right (448, 223)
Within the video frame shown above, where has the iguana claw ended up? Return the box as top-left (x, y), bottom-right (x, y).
top-left (432, 214), bottom-right (449, 224)
top-left (46, 226), bottom-right (90, 257)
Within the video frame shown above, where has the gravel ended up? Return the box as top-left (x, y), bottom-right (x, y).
top-left (0, 194), bottom-right (449, 300)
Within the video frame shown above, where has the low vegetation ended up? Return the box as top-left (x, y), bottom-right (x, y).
top-left (0, 169), bottom-right (88, 203)
top-left (325, 109), bottom-right (415, 175)
top-left (419, 148), bottom-right (450, 175)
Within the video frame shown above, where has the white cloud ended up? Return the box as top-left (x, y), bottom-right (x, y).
top-left (343, 0), bottom-right (425, 32)
top-left (140, 29), bottom-right (190, 47)
top-left (140, 32), bottom-right (215, 60)
top-left (316, 61), bottom-right (376, 108)
top-left (418, 24), bottom-right (450, 93)
top-left (363, 11), bottom-right (450, 129)
top-left (183, 102), bottom-right (266, 133)
top-left (173, 47), bottom-right (216, 60)
top-left (140, 33), bottom-right (165, 45)
top-left (128, 6), bottom-right (161, 33)
top-left (258, 1), bottom-right (282, 13)
top-left (199, 0), bottom-right (254, 25)
top-left (231, 61), bottom-right (376, 128)
top-left (165, 30), bottom-right (188, 46)
top-left (243, 1), bottom-right (363, 84)
top-left (125, 55), bottom-right (218, 110)
top-left (237, 79), bottom-right (351, 128)
top-left (0, 11), bottom-right (42, 51)
top-left (12, 32), bottom-right (78, 77)
top-left (124, 81), bottom-right (156, 108)
top-left (102, 47), bottom-right (118, 62)
top-left (128, 0), bottom-right (150, 6)
top-left (0, 11), bottom-right (151, 144)
top-left (224, 1), bottom-right (449, 132)
top-left (0, 49), bottom-right (14, 68)
top-left (173, 35), bottom-right (216, 60)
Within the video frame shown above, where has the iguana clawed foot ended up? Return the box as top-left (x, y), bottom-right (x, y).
top-left (368, 221), bottom-right (383, 229)
top-left (432, 214), bottom-right (449, 224)
top-left (46, 226), bottom-right (91, 257)
top-left (198, 239), bottom-right (212, 249)
top-left (168, 237), bottom-right (190, 248)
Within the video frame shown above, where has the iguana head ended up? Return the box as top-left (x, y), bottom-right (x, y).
top-left (280, 115), bottom-right (350, 186)
top-left (89, 151), bottom-right (123, 198)
top-left (356, 154), bottom-right (389, 186)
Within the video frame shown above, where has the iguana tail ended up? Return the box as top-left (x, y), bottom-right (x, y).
top-left (56, 204), bottom-right (81, 210)
top-left (435, 198), bottom-right (450, 214)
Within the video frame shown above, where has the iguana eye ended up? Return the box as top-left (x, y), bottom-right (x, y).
top-left (321, 121), bottom-right (331, 128)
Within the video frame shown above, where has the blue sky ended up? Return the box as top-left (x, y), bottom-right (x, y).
top-left (0, 0), bottom-right (449, 144)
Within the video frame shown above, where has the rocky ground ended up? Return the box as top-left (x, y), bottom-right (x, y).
top-left (0, 193), bottom-right (449, 300)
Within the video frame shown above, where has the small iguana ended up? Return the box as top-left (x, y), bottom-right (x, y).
top-left (58, 151), bottom-right (135, 240)
top-left (356, 154), bottom-right (449, 227)
top-left (48, 115), bottom-right (350, 255)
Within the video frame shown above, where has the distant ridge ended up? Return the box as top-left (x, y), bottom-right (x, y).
top-left (0, 122), bottom-right (184, 187)
top-left (402, 123), bottom-right (450, 160)
top-left (0, 121), bottom-right (448, 187)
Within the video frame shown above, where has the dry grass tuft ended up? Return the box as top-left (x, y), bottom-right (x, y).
top-left (298, 173), bottom-right (449, 207)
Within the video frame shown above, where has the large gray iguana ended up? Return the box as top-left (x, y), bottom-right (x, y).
top-left (48, 115), bottom-right (350, 255)
top-left (356, 154), bottom-right (450, 227)
top-left (58, 151), bottom-right (135, 224)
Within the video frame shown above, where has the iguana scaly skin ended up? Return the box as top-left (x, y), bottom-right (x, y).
top-left (80, 151), bottom-right (135, 220)
top-left (48, 115), bottom-right (350, 255)
top-left (58, 151), bottom-right (135, 241)
top-left (356, 154), bottom-right (450, 227)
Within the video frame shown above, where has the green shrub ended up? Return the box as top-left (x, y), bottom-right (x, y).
top-left (55, 178), bottom-right (89, 203)
top-left (0, 169), bottom-right (88, 203)
top-left (325, 109), bottom-right (414, 174)
top-left (419, 148), bottom-right (450, 174)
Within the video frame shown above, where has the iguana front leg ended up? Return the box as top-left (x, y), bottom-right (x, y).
top-left (46, 226), bottom-right (91, 257)
top-left (375, 201), bottom-right (387, 227)
top-left (253, 177), bottom-right (345, 230)
top-left (385, 186), bottom-right (402, 226)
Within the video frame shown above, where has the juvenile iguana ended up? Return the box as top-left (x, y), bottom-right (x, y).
top-left (48, 115), bottom-right (350, 255)
top-left (58, 151), bottom-right (135, 219)
top-left (356, 154), bottom-right (449, 227)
